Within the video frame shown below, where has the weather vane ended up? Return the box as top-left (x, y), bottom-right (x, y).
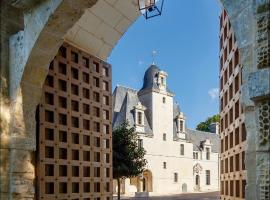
top-left (152, 50), bottom-right (157, 65)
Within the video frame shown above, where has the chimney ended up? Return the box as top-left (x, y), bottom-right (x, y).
top-left (209, 122), bottom-right (219, 134)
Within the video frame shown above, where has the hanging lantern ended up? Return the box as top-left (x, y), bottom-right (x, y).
top-left (138, 0), bottom-right (164, 19)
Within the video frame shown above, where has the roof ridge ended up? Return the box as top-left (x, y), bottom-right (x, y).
top-left (115, 84), bottom-right (138, 93)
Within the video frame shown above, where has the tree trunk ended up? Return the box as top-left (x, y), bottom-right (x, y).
top-left (117, 178), bottom-right (121, 200)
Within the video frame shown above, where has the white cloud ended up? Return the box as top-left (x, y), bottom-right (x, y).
top-left (208, 88), bottom-right (219, 99)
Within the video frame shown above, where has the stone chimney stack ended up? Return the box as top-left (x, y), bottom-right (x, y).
top-left (209, 122), bottom-right (220, 134)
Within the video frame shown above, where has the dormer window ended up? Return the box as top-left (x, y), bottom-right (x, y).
top-left (163, 97), bottom-right (166, 104)
top-left (180, 120), bottom-right (183, 132)
top-left (138, 112), bottom-right (143, 125)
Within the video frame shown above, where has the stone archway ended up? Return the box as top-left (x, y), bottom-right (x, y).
top-left (0, 1), bottom-right (269, 200)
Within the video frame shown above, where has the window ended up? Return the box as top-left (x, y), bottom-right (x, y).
top-left (206, 170), bottom-right (210, 185)
top-left (163, 133), bottom-right (166, 141)
top-left (162, 97), bottom-right (166, 103)
top-left (161, 77), bottom-right (164, 85)
top-left (206, 147), bottom-right (210, 160)
top-left (174, 173), bottom-right (178, 182)
top-left (180, 144), bottom-right (184, 155)
top-left (180, 120), bottom-right (184, 132)
top-left (163, 162), bottom-right (166, 169)
top-left (193, 152), bottom-right (198, 160)
top-left (138, 112), bottom-right (143, 125)
top-left (138, 139), bottom-right (143, 149)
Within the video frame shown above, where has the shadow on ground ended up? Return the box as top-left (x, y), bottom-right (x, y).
top-left (114, 191), bottom-right (220, 200)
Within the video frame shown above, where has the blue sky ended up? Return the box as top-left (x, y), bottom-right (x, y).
top-left (108, 0), bottom-right (221, 129)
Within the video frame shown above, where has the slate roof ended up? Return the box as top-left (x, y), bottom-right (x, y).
top-left (112, 85), bottom-right (153, 134)
top-left (186, 129), bottom-right (220, 153)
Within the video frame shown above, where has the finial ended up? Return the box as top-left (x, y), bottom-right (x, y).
top-left (152, 50), bottom-right (157, 65)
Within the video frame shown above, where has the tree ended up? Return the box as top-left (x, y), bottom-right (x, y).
top-left (113, 121), bottom-right (147, 200)
top-left (196, 114), bottom-right (220, 132)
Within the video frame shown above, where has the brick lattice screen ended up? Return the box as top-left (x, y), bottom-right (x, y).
top-left (36, 42), bottom-right (112, 200)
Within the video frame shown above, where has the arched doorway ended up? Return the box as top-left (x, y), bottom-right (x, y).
top-left (1, 1), bottom-right (268, 200)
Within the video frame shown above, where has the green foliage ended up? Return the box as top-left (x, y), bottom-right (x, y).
top-left (196, 114), bottom-right (220, 132)
top-left (113, 121), bottom-right (147, 179)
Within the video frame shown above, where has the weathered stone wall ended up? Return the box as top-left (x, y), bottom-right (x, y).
top-left (0, 0), bottom-right (269, 199)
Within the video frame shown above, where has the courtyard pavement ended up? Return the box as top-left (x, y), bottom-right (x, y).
top-left (114, 191), bottom-right (220, 200)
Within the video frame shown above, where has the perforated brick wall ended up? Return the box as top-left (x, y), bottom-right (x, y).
top-left (36, 42), bottom-right (112, 200)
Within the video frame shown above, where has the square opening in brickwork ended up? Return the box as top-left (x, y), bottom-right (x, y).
top-left (72, 149), bottom-right (79, 160)
top-left (103, 110), bottom-right (109, 120)
top-left (45, 164), bottom-right (54, 176)
top-left (72, 133), bottom-right (79, 144)
top-left (242, 180), bottom-right (246, 198)
top-left (45, 146), bottom-right (54, 158)
top-left (94, 122), bottom-right (100, 132)
top-left (72, 117), bottom-right (79, 128)
top-left (234, 75), bottom-right (239, 93)
top-left (242, 151), bottom-right (245, 170)
top-left (83, 119), bottom-right (90, 130)
top-left (71, 67), bottom-right (79, 80)
top-left (94, 152), bottom-right (100, 162)
top-left (105, 139), bottom-right (110, 149)
top-left (93, 107), bottom-right (100, 117)
top-left (59, 182), bottom-right (67, 193)
top-left (93, 77), bottom-right (100, 88)
top-left (235, 101), bottom-right (239, 119)
top-left (45, 92), bottom-right (54, 105)
top-left (83, 135), bottom-right (90, 146)
top-left (225, 158), bottom-right (228, 173)
top-left (83, 166), bottom-right (91, 177)
top-left (58, 79), bottom-right (67, 92)
top-left (45, 182), bottom-right (54, 194)
top-left (103, 95), bottom-right (109, 106)
top-left (93, 62), bottom-right (99, 73)
top-left (59, 96), bottom-right (67, 108)
top-left (59, 62), bottom-right (67, 75)
top-left (45, 110), bottom-right (54, 123)
top-left (236, 180), bottom-right (240, 197)
top-left (45, 75), bottom-right (54, 87)
top-left (235, 154), bottom-right (240, 171)
top-left (59, 113), bottom-right (67, 125)
top-left (94, 182), bottom-right (100, 193)
top-left (82, 57), bottom-right (89, 68)
top-left (105, 182), bottom-right (110, 192)
top-left (59, 148), bottom-right (67, 159)
top-left (103, 124), bottom-right (110, 135)
top-left (106, 168), bottom-right (110, 177)
top-left (102, 66), bottom-right (109, 77)
top-left (105, 153), bottom-right (110, 163)
top-left (71, 84), bottom-right (79, 96)
top-left (83, 88), bottom-right (90, 99)
top-left (235, 127), bottom-right (240, 145)
top-left (225, 181), bottom-right (228, 195)
top-left (103, 81), bottom-right (109, 91)
top-left (229, 84), bottom-right (233, 100)
top-left (72, 166), bottom-right (79, 177)
top-left (71, 51), bottom-right (78, 63)
top-left (83, 151), bottom-right (90, 161)
top-left (230, 156), bottom-right (234, 172)
top-left (229, 108), bottom-right (233, 124)
top-left (49, 61), bottom-right (54, 70)
top-left (229, 132), bottom-right (233, 148)
top-left (59, 165), bottom-right (67, 176)
top-left (230, 180), bottom-right (234, 196)
top-left (83, 104), bottom-right (90, 114)
top-left (94, 167), bottom-right (100, 177)
top-left (72, 182), bottom-right (80, 193)
top-left (59, 46), bottom-right (66, 58)
top-left (235, 50), bottom-right (239, 66)
top-left (83, 182), bottom-right (91, 193)
top-left (225, 135), bottom-right (228, 151)
top-left (94, 137), bottom-right (100, 147)
top-left (71, 100), bottom-right (79, 112)
top-left (45, 128), bottom-right (54, 141)
top-left (93, 92), bottom-right (100, 102)
top-left (83, 72), bottom-right (89, 83)
top-left (241, 123), bottom-right (246, 142)
top-left (59, 130), bottom-right (67, 142)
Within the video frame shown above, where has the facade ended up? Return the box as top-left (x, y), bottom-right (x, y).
top-left (219, 10), bottom-right (247, 200)
top-left (112, 65), bottom-right (220, 196)
top-left (36, 42), bottom-right (113, 200)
